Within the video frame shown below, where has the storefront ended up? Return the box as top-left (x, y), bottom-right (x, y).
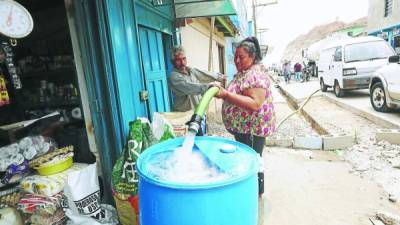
top-left (0, 0), bottom-right (98, 159)
top-left (0, 0), bottom-right (240, 214)
top-left (369, 24), bottom-right (400, 54)
top-left (0, 0), bottom-right (175, 204)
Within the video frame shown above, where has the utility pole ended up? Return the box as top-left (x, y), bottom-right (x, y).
top-left (252, 0), bottom-right (257, 38)
top-left (252, 0), bottom-right (277, 39)
top-left (208, 17), bottom-right (215, 72)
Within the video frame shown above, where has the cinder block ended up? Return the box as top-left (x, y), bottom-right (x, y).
top-left (265, 138), bottom-right (293, 148)
top-left (294, 136), bottom-right (322, 150)
top-left (376, 129), bottom-right (400, 145)
top-left (322, 134), bottom-right (354, 150)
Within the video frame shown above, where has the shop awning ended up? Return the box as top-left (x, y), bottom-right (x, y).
top-left (175, 0), bottom-right (236, 19)
top-left (215, 16), bottom-right (238, 37)
top-left (152, 0), bottom-right (237, 19)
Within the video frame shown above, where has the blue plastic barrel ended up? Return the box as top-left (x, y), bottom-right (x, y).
top-left (136, 136), bottom-right (259, 225)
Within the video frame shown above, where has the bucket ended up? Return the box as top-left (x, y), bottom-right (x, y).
top-left (136, 136), bottom-right (259, 225)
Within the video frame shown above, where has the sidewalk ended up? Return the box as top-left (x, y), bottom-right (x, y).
top-left (274, 77), bottom-right (400, 129)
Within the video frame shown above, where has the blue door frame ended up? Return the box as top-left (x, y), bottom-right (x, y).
top-left (138, 26), bottom-right (171, 118)
top-left (73, 0), bottom-right (124, 203)
top-left (72, 0), bottom-right (174, 203)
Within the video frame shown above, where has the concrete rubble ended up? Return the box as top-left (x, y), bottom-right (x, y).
top-left (376, 129), bottom-right (400, 145)
top-left (346, 140), bottom-right (400, 203)
top-left (376, 212), bottom-right (400, 225)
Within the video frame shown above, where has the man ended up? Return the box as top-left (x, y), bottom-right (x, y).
top-left (169, 46), bottom-right (226, 112)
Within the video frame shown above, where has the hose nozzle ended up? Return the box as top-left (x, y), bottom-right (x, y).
top-left (187, 114), bottom-right (202, 134)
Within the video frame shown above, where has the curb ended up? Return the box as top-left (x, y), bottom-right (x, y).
top-left (276, 82), bottom-right (330, 136)
top-left (268, 74), bottom-right (356, 150)
top-left (323, 94), bottom-right (400, 129)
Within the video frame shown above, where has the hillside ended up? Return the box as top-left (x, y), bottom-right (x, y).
top-left (282, 17), bottom-right (367, 63)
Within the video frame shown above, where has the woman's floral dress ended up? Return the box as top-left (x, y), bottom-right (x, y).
top-left (222, 64), bottom-right (276, 137)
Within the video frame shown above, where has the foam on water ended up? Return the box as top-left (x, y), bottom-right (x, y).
top-left (146, 131), bottom-right (229, 184)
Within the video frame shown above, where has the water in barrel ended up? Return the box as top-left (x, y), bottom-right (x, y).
top-left (146, 131), bottom-right (228, 184)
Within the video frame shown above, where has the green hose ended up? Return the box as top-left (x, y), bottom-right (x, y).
top-left (187, 87), bottom-right (220, 133)
top-left (194, 87), bottom-right (220, 117)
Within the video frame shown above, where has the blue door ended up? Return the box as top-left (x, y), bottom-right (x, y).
top-left (138, 26), bottom-right (170, 118)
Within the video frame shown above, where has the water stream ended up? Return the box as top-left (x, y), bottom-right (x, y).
top-left (146, 131), bottom-right (228, 184)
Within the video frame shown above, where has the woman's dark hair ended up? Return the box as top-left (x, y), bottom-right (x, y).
top-left (238, 36), bottom-right (262, 63)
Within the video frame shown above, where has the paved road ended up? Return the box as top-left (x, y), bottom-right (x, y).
top-left (323, 88), bottom-right (400, 128)
top-left (275, 77), bottom-right (400, 128)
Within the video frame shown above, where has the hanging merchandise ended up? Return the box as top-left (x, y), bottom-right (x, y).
top-left (0, 75), bottom-right (10, 106)
top-left (1, 42), bottom-right (21, 89)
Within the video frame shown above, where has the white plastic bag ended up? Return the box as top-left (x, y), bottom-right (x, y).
top-left (64, 163), bottom-right (118, 225)
top-left (0, 207), bottom-right (23, 225)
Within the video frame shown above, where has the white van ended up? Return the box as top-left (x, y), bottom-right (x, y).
top-left (318, 36), bottom-right (395, 97)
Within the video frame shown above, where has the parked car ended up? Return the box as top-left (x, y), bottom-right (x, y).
top-left (318, 36), bottom-right (395, 97)
top-left (369, 55), bottom-right (400, 112)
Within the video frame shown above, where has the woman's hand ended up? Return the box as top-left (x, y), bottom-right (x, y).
top-left (208, 82), bottom-right (229, 99)
top-left (215, 87), bottom-right (229, 99)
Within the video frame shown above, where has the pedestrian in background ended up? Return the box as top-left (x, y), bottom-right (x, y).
top-left (294, 62), bottom-right (302, 82)
top-left (212, 36), bottom-right (276, 196)
top-left (282, 61), bottom-right (291, 83)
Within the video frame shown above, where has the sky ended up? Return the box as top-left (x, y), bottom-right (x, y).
top-left (251, 0), bottom-right (369, 64)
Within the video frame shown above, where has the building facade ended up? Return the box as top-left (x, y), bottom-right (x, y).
top-left (67, 0), bottom-right (241, 202)
top-left (179, 18), bottom-right (229, 73)
top-left (368, 0), bottom-right (400, 53)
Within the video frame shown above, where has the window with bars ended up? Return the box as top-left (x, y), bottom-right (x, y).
top-left (384, 0), bottom-right (393, 17)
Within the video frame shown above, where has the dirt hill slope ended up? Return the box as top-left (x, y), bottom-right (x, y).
top-left (282, 17), bottom-right (367, 63)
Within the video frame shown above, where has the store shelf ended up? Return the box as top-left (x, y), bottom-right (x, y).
top-left (20, 68), bottom-right (75, 79)
top-left (21, 100), bottom-right (80, 110)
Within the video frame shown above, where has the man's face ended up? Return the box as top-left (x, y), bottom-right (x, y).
top-left (174, 52), bottom-right (187, 71)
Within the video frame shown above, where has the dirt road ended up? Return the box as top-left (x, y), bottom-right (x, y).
top-left (260, 148), bottom-right (399, 225)
top-left (208, 82), bottom-right (400, 225)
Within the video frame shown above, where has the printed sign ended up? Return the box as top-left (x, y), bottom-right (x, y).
top-left (73, 190), bottom-right (106, 220)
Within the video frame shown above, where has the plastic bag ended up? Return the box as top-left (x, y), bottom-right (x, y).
top-left (0, 207), bottom-right (23, 225)
top-left (112, 117), bottom-right (174, 197)
top-left (155, 111), bottom-right (193, 137)
top-left (0, 185), bottom-right (20, 208)
top-left (29, 208), bottom-right (66, 225)
top-left (21, 163), bottom-right (88, 197)
top-left (112, 192), bottom-right (139, 225)
top-left (17, 193), bottom-right (64, 215)
top-left (0, 136), bottom-right (56, 172)
top-left (0, 160), bottom-right (31, 187)
top-left (111, 117), bottom-right (174, 225)
top-left (64, 163), bottom-right (118, 225)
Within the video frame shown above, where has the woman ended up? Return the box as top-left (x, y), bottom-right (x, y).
top-left (213, 37), bottom-right (276, 196)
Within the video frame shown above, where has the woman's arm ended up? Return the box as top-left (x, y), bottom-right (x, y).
top-left (216, 87), bottom-right (266, 111)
